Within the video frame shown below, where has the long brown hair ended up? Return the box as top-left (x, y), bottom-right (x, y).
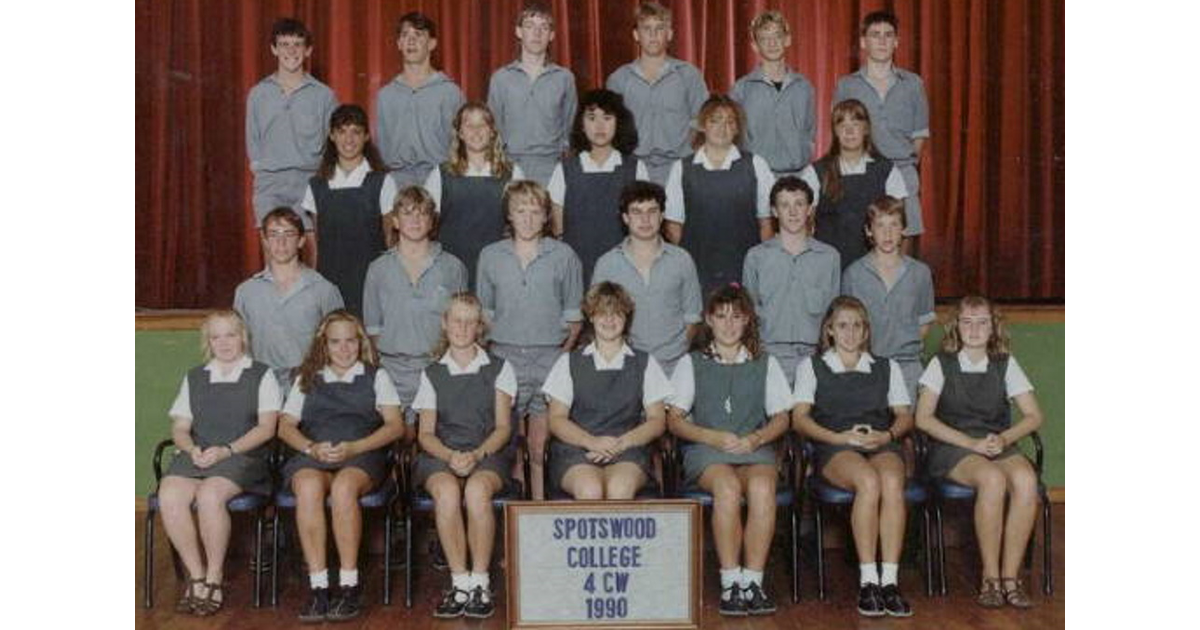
top-left (444, 102), bottom-right (513, 180)
top-left (815, 99), bottom-right (880, 203)
top-left (317, 104), bottom-right (387, 181)
top-left (296, 310), bottom-right (379, 393)
top-left (690, 284), bottom-right (763, 360)
top-left (817, 295), bottom-right (872, 354)
top-left (941, 295), bottom-right (1011, 358)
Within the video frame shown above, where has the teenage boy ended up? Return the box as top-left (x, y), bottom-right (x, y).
top-left (833, 10), bottom-right (930, 242)
top-left (377, 12), bottom-right (466, 189)
top-left (605, 2), bottom-right (709, 186)
top-left (245, 18), bottom-right (339, 227)
top-left (592, 181), bottom-right (703, 378)
top-left (730, 11), bottom-right (817, 177)
top-left (234, 208), bottom-right (345, 391)
top-left (487, 2), bottom-right (577, 186)
top-left (741, 177), bottom-right (840, 385)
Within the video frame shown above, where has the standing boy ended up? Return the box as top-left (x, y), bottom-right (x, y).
top-left (234, 208), bottom-right (345, 391)
top-left (487, 3), bottom-right (577, 186)
top-left (376, 12), bottom-right (466, 189)
top-left (245, 18), bottom-right (339, 226)
top-left (605, 2), bottom-right (709, 185)
top-left (833, 10), bottom-right (930, 242)
top-left (730, 11), bottom-right (817, 178)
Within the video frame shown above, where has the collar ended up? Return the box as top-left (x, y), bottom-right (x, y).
top-left (618, 237), bottom-right (667, 261)
top-left (580, 150), bottom-right (624, 172)
top-left (267, 72), bottom-right (318, 90)
top-left (631, 56), bottom-right (681, 82)
top-left (392, 70), bottom-right (449, 90)
top-left (863, 253), bottom-right (912, 280)
top-left (438, 345), bottom-right (491, 375)
top-left (820, 349), bottom-right (876, 374)
top-left (321, 361), bottom-right (365, 383)
top-left (856, 64), bottom-right (904, 82)
top-left (583, 341), bottom-right (636, 370)
top-left (708, 344), bottom-right (751, 365)
top-left (582, 341), bottom-right (635, 357)
top-left (692, 145), bottom-right (743, 170)
top-left (252, 264), bottom-right (313, 281)
top-left (204, 355), bottom-right (253, 372)
top-left (502, 59), bottom-right (564, 76)
top-left (392, 241), bottom-right (444, 273)
top-left (956, 350), bottom-right (991, 373)
top-left (333, 158), bottom-right (371, 181)
top-left (747, 65), bottom-right (800, 87)
top-left (501, 237), bottom-right (553, 257)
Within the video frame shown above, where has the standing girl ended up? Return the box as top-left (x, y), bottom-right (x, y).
top-left (422, 102), bottom-right (525, 288)
top-left (791, 296), bottom-right (915, 617)
top-left (543, 282), bottom-right (670, 499)
top-left (667, 285), bottom-right (792, 616)
top-left (277, 311), bottom-right (407, 622)
top-left (915, 296), bottom-right (1044, 609)
top-left (159, 311), bottom-right (280, 616)
top-left (411, 294), bottom-right (517, 619)
top-left (300, 104), bottom-right (396, 317)
top-left (547, 88), bottom-right (648, 284)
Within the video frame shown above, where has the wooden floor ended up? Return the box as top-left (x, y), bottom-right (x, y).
top-left (135, 504), bottom-right (1064, 629)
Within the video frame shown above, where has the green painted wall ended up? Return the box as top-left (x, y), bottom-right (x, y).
top-left (134, 323), bottom-right (1065, 497)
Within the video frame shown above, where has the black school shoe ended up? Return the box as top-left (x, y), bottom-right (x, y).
top-left (880, 583), bottom-right (913, 617)
top-left (298, 587), bottom-right (329, 623)
top-left (326, 584), bottom-right (363, 622)
top-left (464, 586), bottom-right (495, 619)
top-left (742, 582), bottom-right (777, 615)
top-left (857, 583), bottom-right (886, 617)
top-left (718, 584), bottom-right (748, 616)
top-left (434, 587), bottom-right (470, 618)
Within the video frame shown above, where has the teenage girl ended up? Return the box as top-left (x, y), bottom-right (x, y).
top-left (916, 296), bottom-right (1045, 609)
top-left (412, 294), bottom-right (517, 619)
top-left (160, 311), bottom-right (279, 616)
top-left (300, 104), bottom-right (395, 317)
top-left (423, 102), bottom-right (525, 288)
top-left (667, 285), bottom-right (791, 616)
top-left (791, 296), bottom-right (914, 617)
top-left (799, 99), bottom-right (907, 268)
top-left (548, 88), bottom-right (647, 285)
top-left (277, 311), bottom-right (407, 622)
top-left (543, 281), bottom-right (670, 499)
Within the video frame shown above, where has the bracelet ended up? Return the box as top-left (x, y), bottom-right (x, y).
top-left (225, 443), bottom-right (236, 455)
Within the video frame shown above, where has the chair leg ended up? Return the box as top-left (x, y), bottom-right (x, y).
top-left (922, 503), bottom-right (934, 597)
top-left (270, 511), bottom-right (281, 607)
top-left (814, 503), bottom-right (826, 601)
top-left (1042, 494), bottom-right (1053, 595)
top-left (404, 510), bottom-right (414, 608)
top-left (790, 504), bottom-right (799, 603)
top-left (253, 509), bottom-right (264, 608)
top-left (383, 507), bottom-right (394, 606)
top-left (143, 507), bottom-right (155, 608)
top-left (935, 502), bottom-right (947, 596)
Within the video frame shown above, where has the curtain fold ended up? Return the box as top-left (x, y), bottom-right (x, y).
top-left (136, 0), bottom-right (1064, 308)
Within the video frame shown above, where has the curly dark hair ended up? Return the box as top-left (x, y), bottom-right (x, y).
top-left (690, 284), bottom-right (763, 360)
top-left (569, 89), bottom-right (639, 155)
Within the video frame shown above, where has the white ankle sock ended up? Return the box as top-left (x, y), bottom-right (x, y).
top-left (471, 572), bottom-right (490, 590)
top-left (741, 569), bottom-right (763, 587)
top-left (720, 567), bottom-right (742, 593)
top-left (880, 563), bottom-right (899, 586)
top-left (451, 572), bottom-right (471, 600)
top-left (339, 568), bottom-right (358, 587)
top-left (309, 569), bottom-right (329, 589)
top-left (859, 563), bottom-right (879, 586)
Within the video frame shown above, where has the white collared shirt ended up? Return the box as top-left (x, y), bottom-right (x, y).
top-left (669, 345), bottom-right (793, 418)
top-left (918, 351), bottom-right (1033, 398)
top-left (410, 346), bottom-right (518, 411)
top-left (281, 361), bottom-right (401, 420)
top-left (541, 341), bottom-right (673, 408)
top-left (792, 349), bottom-right (911, 407)
top-left (169, 356), bottom-right (282, 419)
top-left (422, 162), bottom-right (526, 213)
top-left (299, 159), bottom-right (399, 216)
top-left (547, 152), bottom-right (650, 206)
top-left (664, 145), bottom-right (775, 223)
top-left (797, 155), bottom-right (908, 208)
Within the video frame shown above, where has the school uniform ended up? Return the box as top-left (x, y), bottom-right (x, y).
top-left (606, 58), bottom-right (709, 185)
top-left (730, 66), bottom-right (817, 176)
top-left (487, 60), bottom-right (578, 185)
top-left (280, 362), bottom-right (402, 486)
top-left (919, 351), bottom-right (1034, 479)
top-left (742, 237), bottom-right (841, 384)
top-left (234, 266), bottom-right (345, 390)
top-left (591, 239), bottom-right (703, 377)
top-left (841, 254), bottom-right (936, 402)
top-left (166, 357), bottom-right (281, 494)
top-left (422, 162), bottom-right (524, 290)
top-left (548, 151), bottom-right (648, 285)
top-left (246, 73), bottom-right (339, 225)
top-left (834, 67), bottom-right (930, 235)
top-left (362, 245), bottom-right (468, 423)
top-left (665, 146), bottom-right (775, 292)
top-left (792, 350), bottom-right (910, 472)
top-left (411, 347), bottom-right (519, 489)
top-left (799, 155), bottom-right (908, 268)
top-left (670, 348), bottom-right (793, 488)
top-left (376, 71), bottom-right (465, 189)
top-left (541, 342), bottom-right (673, 490)
top-left (478, 238), bottom-right (584, 418)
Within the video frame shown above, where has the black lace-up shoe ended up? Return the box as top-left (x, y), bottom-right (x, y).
top-left (880, 583), bottom-right (913, 617)
top-left (464, 586), bottom-right (495, 619)
top-left (718, 584), bottom-right (748, 616)
top-left (742, 582), bottom-right (777, 615)
top-left (857, 583), bottom-right (886, 617)
top-left (434, 587), bottom-right (470, 618)
top-left (327, 584), bottom-right (363, 621)
top-left (298, 587), bottom-right (329, 623)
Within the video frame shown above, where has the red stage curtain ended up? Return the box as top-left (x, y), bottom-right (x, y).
top-left (135, 0), bottom-right (1064, 308)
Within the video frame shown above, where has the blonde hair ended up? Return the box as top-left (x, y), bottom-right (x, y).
top-left (750, 10), bottom-right (790, 38)
top-left (445, 102), bottom-right (513, 180)
top-left (502, 179), bottom-right (554, 239)
top-left (296, 311), bottom-right (379, 393)
top-left (635, 2), bottom-right (671, 26)
top-left (200, 310), bottom-right (250, 362)
top-left (941, 295), bottom-right (1011, 357)
top-left (818, 296), bottom-right (872, 354)
top-left (384, 185), bottom-right (438, 247)
top-left (431, 293), bottom-right (490, 358)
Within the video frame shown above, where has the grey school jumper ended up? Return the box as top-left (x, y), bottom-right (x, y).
top-left (281, 366), bottom-right (390, 486)
top-left (436, 165), bottom-right (511, 290)
top-left (925, 353), bottom-right (1021, 478)
top-left (678, 151), bottom-right (761, 291)
top-left (561, 152), bottom-right (639, 285)
top-left (680, 352), bottom-right (776, 486)
top-left (811, 156), bottom-right (892, 268)
top-left (810, 355), bottom-right (901, 470)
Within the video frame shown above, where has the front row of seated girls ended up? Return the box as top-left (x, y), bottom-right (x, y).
top-left (161, 293), bottom-right (1044, 620)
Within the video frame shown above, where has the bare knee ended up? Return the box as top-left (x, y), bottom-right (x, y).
top-left (194, 484), bottom-right (232, 514)
top-left (1006, 466), bottom-right (1039, 506)
top-left (429, 479), bottom-right (462, 511)
top-left (573, 478), bottom-right (604, 500)
top-left (879, 469), bottom-right (906, 502)
top-left (745, 475), bottom-right (776, 512)
top-left (330, 480), bottom-right (361, 512)
top-left (975, 466), bottom-right (1007, 503)
top-left (711, 475), bottom-right (744, 510)
top-left (463, 481), bottom-right (495, 516)
top-left (158, 481), bottom-right (196, 513)
top-left (853, 467), bottom-right (881, 502)
top-left (292, 475), bottom-right (328, 507)
top-left (605, 476), bottom-right (638, 500)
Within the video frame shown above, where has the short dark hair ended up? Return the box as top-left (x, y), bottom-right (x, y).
top-left (570, 89), bottom-right (639, 154)
top-left (397, 11), bottom-right (437, 38)
top-left (271, 18), bottom-right (311, 46)
top-left (619, 181), bottom-right (666, 215)
top-left (261, 207), bottom-right (306, 235)
top-left (861, 10), bottom-right (899, 35)
top-left (769, 176), bottom-right (814, 206)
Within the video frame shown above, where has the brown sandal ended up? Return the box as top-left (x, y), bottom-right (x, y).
top-left (193, 582), bottom-right (225, 617)
top-left (176, 578), bottom-right (205, 614)
top-left (1000, 577), bottom-right (1034, 609)
top-left (976, 577), bottom-right (1005, 608)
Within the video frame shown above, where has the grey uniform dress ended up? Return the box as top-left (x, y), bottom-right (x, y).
top-left (810, 354), bottom-right (902, 472)
top-left (548, 349), bottom-right (653, 492)
top-left (436, 165), bottom-right (512, 290)
top-left (166, 361), bottom-right (272, 494)
top-left (925, 353), bottom-right (1022, 479)
top-left (680, 351), bottom-right (777, 488)
top-left (677, 151), bottom-right (761, 292)
top-left (281, 366), bottom-right (391, 486)
top-left (413, 356), bottom-right (515, 490)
